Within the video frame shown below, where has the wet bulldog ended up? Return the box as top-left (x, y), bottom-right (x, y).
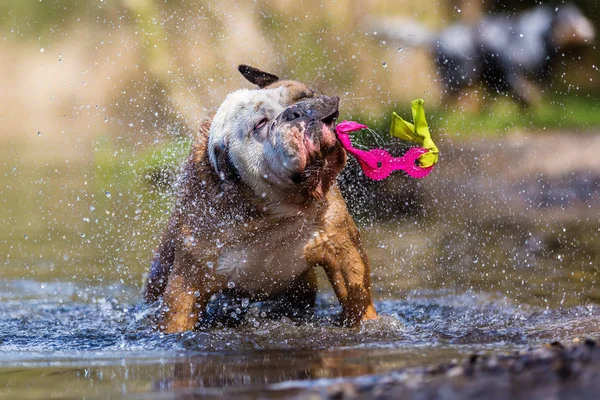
top-left (144, 65), bottom-right (378, 333)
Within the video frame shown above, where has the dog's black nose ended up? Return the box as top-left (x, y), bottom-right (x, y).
top-left (279, 96), bottom-right (340, 123)
top-left (280, 105), bottom-right (305, 123)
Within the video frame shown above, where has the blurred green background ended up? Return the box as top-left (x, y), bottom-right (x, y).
top-left (0, 0), bottom-right (598, 303)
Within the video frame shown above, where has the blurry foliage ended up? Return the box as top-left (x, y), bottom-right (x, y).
top-left (1, 0), bottom-right (598, 302)
top-left (78, 135), bottom-right (191, 280)
top-left (2, 0), bottom-right (596, 190)
top-left (2, 0), bottom-right (597, 127)
top-left (347, 92), bottom-right (600, 146)
top-left (0, 0), bottom-right (84, 37)
top-left (434, 93), bottom-right (600, 137)
top-left (93, 134), bottom-right (191, 196)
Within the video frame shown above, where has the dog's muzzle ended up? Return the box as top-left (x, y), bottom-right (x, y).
top-left (276, 96), bottom-right (340, 128)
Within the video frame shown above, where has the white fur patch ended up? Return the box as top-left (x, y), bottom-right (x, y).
top-left (207, 87), bottom-right (288, 173)
top-left (207, 86), bottom-right (308, 203)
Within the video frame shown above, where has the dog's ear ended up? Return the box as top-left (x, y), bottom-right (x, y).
top-left (238, 65), bottom-right (279, 88)
top-left (207, 121), bottom-right (240, 182)
top-left (212, 144), bottom-right (231, 180)
top-left (208, 132), bottom-right (229, 180)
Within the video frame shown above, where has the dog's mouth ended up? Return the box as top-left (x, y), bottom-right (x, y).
top-left (292, 108), bottom-right (343, 183)
top-left (264, 96), bottom-right (345, 198)
top-left (311, 108), bottom-right (340, 155)
top-left (304, 97), bottom-right (340, 155)
top-left (290, 116), bottom-right (346, 197)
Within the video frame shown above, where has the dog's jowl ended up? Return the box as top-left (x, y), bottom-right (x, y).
top-left (144, 65), bottom-right (378, 333)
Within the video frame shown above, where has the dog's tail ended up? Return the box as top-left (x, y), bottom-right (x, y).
top-left (364, 16), bottom-right (436, 49)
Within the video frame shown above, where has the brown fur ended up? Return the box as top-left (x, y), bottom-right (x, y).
top-left (144, 77), bottom-right (377, 333)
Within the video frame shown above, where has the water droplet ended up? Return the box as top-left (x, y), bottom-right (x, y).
top-left (105, 191), bottom-right (111, 198)
top-left (382, 61), bottom-right (388, 68)
top-left (227, 281), bottom-right (236, 289)
top-left (40, 48), bottom-right (44, 53)
top-left (37, 131), bottom-right (41, 136)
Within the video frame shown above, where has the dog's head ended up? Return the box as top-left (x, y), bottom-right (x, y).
top-left (207, 65), bottom-right (346, 205)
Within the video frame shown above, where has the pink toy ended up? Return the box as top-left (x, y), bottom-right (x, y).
top-left (335, 121), bottom-right (433, 180)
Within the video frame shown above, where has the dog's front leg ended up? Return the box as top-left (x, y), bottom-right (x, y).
top-left (305, 225), bottom-right (378, 326)
top-left (160, 253), bottom-right (226, 333)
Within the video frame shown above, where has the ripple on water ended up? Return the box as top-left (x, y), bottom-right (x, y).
top-left (2, 280), bottom-right (600, 399)
top-left (1, 280), bottom-right (599, 363)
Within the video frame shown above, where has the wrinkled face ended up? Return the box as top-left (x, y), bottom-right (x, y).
top-left (208, 83), bottom-right (346, 203)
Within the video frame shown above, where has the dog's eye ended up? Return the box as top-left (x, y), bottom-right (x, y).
top-left (255, 118), bottom-right (268, 130)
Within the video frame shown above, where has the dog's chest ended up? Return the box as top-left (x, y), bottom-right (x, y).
top-left (214, 216), bottom-right (315, 296)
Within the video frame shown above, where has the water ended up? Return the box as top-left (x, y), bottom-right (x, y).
top-left (2, 277), bottom-right (599, 399)
top-left (1, 133), bottom-right (600, 398)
